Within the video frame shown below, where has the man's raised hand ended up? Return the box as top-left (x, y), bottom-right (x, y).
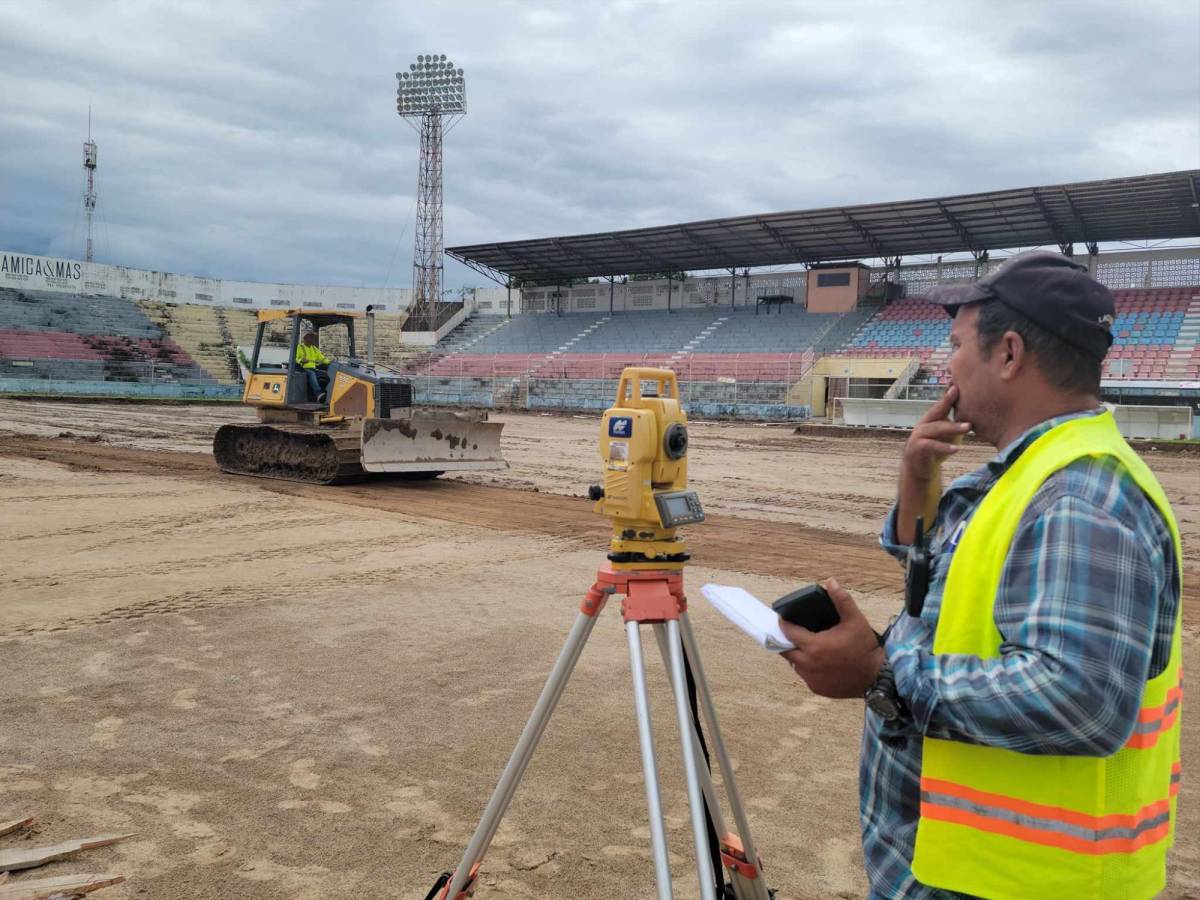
top-left (902, 385), bottom-right (970, 483)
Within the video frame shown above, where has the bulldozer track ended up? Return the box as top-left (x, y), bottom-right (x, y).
top-left (213, 422), bottom-right (366, 484)
top-left (3, 433), bottom-right (1197, 617)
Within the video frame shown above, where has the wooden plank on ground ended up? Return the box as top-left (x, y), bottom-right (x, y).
top-left (0, 834), bottom-right (135, 872)
top-left (0, 872), bottom-right (124, 899)
top-left (0, 821), bottom-right (31, 839)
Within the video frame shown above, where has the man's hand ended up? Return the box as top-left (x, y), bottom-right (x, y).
top-left (903, 385), bottom-right (969, 481)
top-left (780, 579), bottom-right (884, 699)
top-left (897, 385), bottom-right (969, 544)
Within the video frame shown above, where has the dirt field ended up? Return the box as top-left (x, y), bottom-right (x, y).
top-left (0, 399), bottom-right (1196, 899)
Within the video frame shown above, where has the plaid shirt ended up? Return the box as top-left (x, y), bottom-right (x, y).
top-left (861, 409), bottom-right (1180, 900)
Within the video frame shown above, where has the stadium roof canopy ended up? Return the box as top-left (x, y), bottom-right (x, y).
top-left (448, 170), bottom-right (1200, 283)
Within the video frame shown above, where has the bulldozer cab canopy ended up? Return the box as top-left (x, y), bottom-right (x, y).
top-left (250, 309), bottom-right (359, 376)
top-left (255, 308), bottom-right (363, 327)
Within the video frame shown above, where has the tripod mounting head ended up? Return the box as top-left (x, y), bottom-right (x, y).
top-left (590, 368), bottom-right (704, 570)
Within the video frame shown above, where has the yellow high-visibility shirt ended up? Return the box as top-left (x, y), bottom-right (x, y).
top-left (295, 344), bottom-right (330, 369)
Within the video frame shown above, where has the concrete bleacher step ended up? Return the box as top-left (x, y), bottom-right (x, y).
top-left (529, 316), bottom-right (612, 375)
top-left (1160, 299), bottom-right (1200, 379)
top-left (452, 317), bottom-right (512, 349)
top-left (668, 316), bottom-right (729, 365)
top-left (135, 300), bottom-right (232, 384)
top-left (412, 315), bottom-right (515, 372)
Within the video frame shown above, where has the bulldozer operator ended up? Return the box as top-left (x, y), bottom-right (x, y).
top-left (296, 331), bottom-right (331, 402)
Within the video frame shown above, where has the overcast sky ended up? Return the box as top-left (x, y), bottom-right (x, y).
top-left (1, 0), bottom-right (1197, 290)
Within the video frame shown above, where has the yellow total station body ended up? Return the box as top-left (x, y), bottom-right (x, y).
top-left (591, 368), bottom-right (705, 570)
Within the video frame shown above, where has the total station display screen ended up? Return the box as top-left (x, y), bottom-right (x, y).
top-left (664, 496), bottom-right (692, 517)
top-left (654, 490), bottom-right (704, 526)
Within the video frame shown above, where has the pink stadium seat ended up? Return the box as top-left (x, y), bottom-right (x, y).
top-left (0, 329), bottom-right (105, 360)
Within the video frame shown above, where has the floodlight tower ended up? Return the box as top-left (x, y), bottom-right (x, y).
top-left (83, 107), bottom-right (98, 262)
top-left (396, 54), bottom-right (466, 331)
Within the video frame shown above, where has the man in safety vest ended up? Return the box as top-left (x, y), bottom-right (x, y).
top-left (779, 251), bottom-right (1182, 899)
top-left (296, 332), bottom-right (331, 402)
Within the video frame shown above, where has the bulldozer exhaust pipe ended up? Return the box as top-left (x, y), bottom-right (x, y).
top-left (365, 305), bottom-right (376, 366)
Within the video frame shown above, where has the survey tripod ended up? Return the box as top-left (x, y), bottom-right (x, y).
top-left (428, 564), bottom-right (773, 900)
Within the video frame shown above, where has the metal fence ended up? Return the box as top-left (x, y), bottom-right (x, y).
top-left (408, 374), bottom-right (814, 421)
top-left (0, 355), bottom-right (939, 419)
top-left (423, 351), bottom-right (818, 383)
top-left (0, 358), bottom-right (240, 399)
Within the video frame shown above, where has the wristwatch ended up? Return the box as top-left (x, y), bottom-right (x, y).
top-left (865, 660), bottom-right (908, 723)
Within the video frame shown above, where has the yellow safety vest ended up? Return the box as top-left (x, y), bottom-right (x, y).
top-left (296, 344), bottom-right (328, 369)
top-left (911, 412), bottom-right (1182, 900)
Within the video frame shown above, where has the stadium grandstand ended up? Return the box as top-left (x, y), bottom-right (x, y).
top-left (2, 171), bottom-right (1198, 435)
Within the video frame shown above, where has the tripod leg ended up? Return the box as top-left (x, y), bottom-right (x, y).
top-left (626, 621), bottom-right (674, 900)
top-left (442, 610), bottom-right (600, 899)
top-left (680, 614), bottom-right (771, 900)
top-left (650, 624), bottom-right (727, 836)
top-left (666, 619), bottom-right (719, 900)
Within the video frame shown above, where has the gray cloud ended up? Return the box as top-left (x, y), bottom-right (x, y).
top-left (0, 0), bottom-right (1196, 289)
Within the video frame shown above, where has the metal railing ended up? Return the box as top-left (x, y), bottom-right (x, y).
top-left (407, 373), bottom-right (814, 420)
top-left (0, 357), bottom-right (223, 383)
top-left (0, 357), bottom-right (240, 399)
top-left (420, 350), bottom-right (818, 384)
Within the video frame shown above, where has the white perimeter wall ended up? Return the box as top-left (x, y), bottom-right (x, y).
top-left (0, 250), bottom-right (413, 313)
top-left (841, 398), bottom-right (1194, 440)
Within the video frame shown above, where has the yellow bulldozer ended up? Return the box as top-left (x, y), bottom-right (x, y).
top-left (212, 308), bottom-right (505, 484)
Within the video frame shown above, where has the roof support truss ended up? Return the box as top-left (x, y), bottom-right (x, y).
top-left (1059, 188), bottom-right (1094, 244)
top-left (677, 226), bottom-right (730, 264)
top-left (754, 217), bottom-right (813, 262)
top-left (503, 246), bottom-right (567, 283)
top-left (843, 213), bottom-right (885, 258)
top-left (551, 239), bottom-right (612, 275)
top-left (613, 235), bottom-right (682, 274)
top-left (1030, 189), bottom-right (1073, 253)
top-left (446, 250), bottom-right (509, 285)
top-left (935, 202), bottom-right (984, 255)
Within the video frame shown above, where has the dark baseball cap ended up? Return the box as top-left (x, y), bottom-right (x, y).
top-left (925, 250), bottom-right (1115, 360)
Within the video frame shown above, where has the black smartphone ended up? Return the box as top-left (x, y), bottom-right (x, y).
top-left (772, 584), bottom-right (840, 632)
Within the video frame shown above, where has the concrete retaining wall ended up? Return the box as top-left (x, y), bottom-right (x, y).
top-left (0, 377), bottom-right (240, 400)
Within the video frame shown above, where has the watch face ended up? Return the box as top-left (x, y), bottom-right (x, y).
top-left (867, 692), bottom-right (901, 721)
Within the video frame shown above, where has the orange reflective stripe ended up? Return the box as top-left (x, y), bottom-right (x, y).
top-left (922, 778), bottom-right (1171, 831)
top-left (1125, 683), bottom-right (1182, 749)
top-left (921, 801), bottom-right (1172, 856)
top-left (921, 776), bottom-right (1175, 855)
top-left (1137, 684), bottom-right (1182, 723)
top-left (1171, 762), bottom-right (1182, 798)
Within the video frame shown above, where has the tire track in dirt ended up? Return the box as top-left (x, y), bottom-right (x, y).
top-left (3, 434), bottom-right (1195, 618)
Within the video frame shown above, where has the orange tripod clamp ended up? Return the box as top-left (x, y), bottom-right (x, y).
top-left (438, 861), bottom-right (480, 899)
top-left (593, 565), bottom-right (687, 624)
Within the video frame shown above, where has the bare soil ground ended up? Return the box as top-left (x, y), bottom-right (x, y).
top-left (0, 399), bottom-right (1196, 899)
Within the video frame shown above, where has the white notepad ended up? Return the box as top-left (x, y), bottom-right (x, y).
top-left (700, 583), bottom-right (796, 653)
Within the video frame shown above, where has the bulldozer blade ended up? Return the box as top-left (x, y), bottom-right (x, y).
top-left (360, 411), bottom-right (506, 475)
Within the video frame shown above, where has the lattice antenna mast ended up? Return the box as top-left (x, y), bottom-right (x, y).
top-left (83, 106), bottom-right (98, 262)
top-left (396, 54), bottom-right (465, 331)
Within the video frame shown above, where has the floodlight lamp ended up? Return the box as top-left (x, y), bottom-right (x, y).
top-left (439, 53), bottom-right (446, 61)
